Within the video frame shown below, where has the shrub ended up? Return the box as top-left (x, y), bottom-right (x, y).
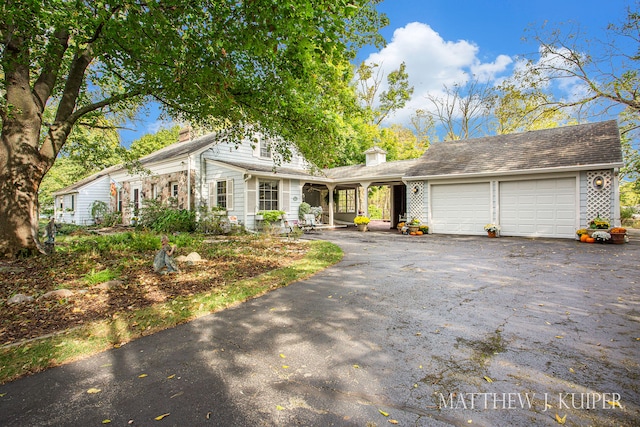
top-left (139, 198), bottom-right (196, 233)
top-left (298, 202), bottom-right (311, 220)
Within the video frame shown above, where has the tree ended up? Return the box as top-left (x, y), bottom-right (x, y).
top-left (524, 4), bottom-right (639, 119)
top-left (493, 74), bottom-right (571, 134)
top-left (129, 126), bottom-right (181, 159)
top-left (425, 78), bottom-right (496, 141)
top-left (0, 0), bottom-right (387, 257)
top-left (355, 61), bottom-right (414, 125)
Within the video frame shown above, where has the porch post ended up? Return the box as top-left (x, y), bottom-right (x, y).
top-left (327, 184), bottom-right (335, 226)
top-left (359, 182), bottom-right (371, 217)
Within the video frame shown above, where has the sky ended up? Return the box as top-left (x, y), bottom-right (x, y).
top-left (119, 0), bottom-right (633, 145)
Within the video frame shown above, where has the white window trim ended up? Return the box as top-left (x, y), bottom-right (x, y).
top-left (258, 179), bottom-right (280, 211)
top-left (209, 179), bottom-right (234, 210)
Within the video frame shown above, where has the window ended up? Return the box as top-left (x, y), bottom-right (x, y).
top-left (58, 197), bottom-right (64, 211)
top-left (133, 188), bottom-right (140, 215)
top-left (170, 181), bottom-right (179, 197)
top-left (259, 180), bottom-right (279, 211)
top-left (70, 195), bottom-right (75, 211)
top-left (118, 190), bottom-right (123, 212)
top-left (337, 189), bottom-right (356, 213)
top-left (209, 179), bottom-right (233, 210)
top-left (151, 183), bottom-right (158, 199)
top-left (259, 139), bottom-right (271, 158)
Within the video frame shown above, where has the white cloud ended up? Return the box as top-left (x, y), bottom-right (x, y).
top-left (361, 22), bottom-right (513, 125)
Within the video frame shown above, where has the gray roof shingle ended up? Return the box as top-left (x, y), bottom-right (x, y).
top-left (406, 120), bottom-right (623, 178)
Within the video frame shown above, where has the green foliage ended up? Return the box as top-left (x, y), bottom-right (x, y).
top-left (101, 211), bottom-right (123, 227)
top-left (90, 201), bottom-right (109, 222)
top-left (62, 232), bottom-right (160, 255)
top-left (620, 206), bottom-right (636, 220)
top-left (139, 198), bottom-right (196, 233)
top-left (298, 202), bottom-right (311, 220)
top-left (196, 205), bottom-right (243, 235)
top-left (129, 126), bottom-right (181, 159)
top-left (368, 205), bottom-right (382, 219)
top-left (258, 210), bottom-right (286, 224)
top-left (2, 0), bottom-right (387, 255)
top-left (83, 268), bottom-right (118, 285)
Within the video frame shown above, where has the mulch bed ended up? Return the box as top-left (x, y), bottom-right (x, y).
top-left (0, 237), bottom-right (307, 346)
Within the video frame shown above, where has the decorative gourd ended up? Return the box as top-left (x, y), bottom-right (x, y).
top-left (410, 232), bottom-right (416, 236)
top-left (586, 237), bottom-right (595, 243)
top-left (416, 231), bottom-right (423, 235)
top-left (580, 234), bottom-right (589, 242)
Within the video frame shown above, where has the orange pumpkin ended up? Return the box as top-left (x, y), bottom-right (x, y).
top-left (416, 231), bottom-right (423, 235)
top-left (580, 234), bottom-right (589, 242)
top-left (410, 232), bottom-right (416, 235)
top-left (586, 237), bottom-right (595, 243)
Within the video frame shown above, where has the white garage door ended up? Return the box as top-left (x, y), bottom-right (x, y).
top-left (430, 182), bottom-right (491, 235)
top-left (499, 178), bottom-right (576, 238)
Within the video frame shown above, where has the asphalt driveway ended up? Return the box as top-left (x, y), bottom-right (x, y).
top-left (1, 230), bottom-right (638, 426)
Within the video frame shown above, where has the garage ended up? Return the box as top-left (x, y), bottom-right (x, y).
top-left (499, 177), bottom-right (577, 238)
top-left (430, 182), bottom-right (490, 234)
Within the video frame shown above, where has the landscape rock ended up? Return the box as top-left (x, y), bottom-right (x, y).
top-left (177, 252), bottom-right (205, 265)
top-left (40, 289), bottom-right (74, 300)
top-left (93, 280), bottom-right (123, 290)
top-left (7, 294), bottom-right (34, 305)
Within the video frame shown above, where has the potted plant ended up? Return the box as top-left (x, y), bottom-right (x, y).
top-left (408, 217), bottom-right (421, 233)
top-left (484, 224), bottom-right (500, 238)
top-left (592, 230), bottom-right (611, 243)
top-left (609, 227), bottom-right (627, 244)
top-left (354, 215), bottom-right (370, 232)
top-left (589, 216), bottom-right (610, 229)
top-left (576, 228), bottom-right (588, 241)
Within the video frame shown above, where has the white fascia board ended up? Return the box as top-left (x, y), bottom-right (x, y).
top-left (405, 163), bottom-right (624, 181)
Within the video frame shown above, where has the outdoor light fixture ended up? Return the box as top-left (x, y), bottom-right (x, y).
top-left (593, 175), bottom-right (605, 190)
top-left (412, 185), bottom-right (420, 194)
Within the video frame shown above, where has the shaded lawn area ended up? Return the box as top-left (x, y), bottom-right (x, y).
top-left (0, 231), bottom-right (342, 383)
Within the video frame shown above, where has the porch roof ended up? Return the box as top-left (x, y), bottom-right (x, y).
top-left (324, 158), bottom-right (420, 182)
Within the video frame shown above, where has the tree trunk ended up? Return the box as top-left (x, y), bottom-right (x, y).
top-left (0, 122), bottom-right (48, 258)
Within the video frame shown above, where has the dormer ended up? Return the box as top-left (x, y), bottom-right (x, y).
top-left (364, 146), bottom-right (387, 167)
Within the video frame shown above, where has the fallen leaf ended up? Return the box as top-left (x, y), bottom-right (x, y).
top-left (483, 376), bottom-right (493, 383)
top-left (279, 353), bottom-right (286, 359)
top-left (282, 365), bottom-right (289, 369)
top-left (389, 420), bottom-right (398, 424)
top-left (167, 374), bottom-right (175, 379)
top-left (138, 374), bottom-right (148, 378)
top-left (379, 409), bottom-right (389, 417)
top-left (155, 413), bottom-right (170, 421)
top-left (555, 336), bottom-right (564, 339)
top-left (0, 393), bottom-right (6, 397)
top-left (87, 388), bottom-right (102, 394)
top-left (545, 321), bottom-right (551, 325)
top-left (415, 332), bottom-right (422, 336)
top-left (102, 420), bottom-right (111, 424)
top-left (276, 405), bottom-right (285, 410)
top-left (555, 413), bottom-right (567, 424)
top-left (569, 368), bottom-right (575, 373)
top-left (353, 364), bottom-right (360, 369)
top-left (607, 400), bottom-right (622, 408)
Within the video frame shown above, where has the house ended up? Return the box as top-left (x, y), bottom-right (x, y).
top-left (403, 120), bottom-right (624, 238)
top-left (53, 128), bottom-right (333, 229)
top-left (52, 120), bottom-right (623, 239)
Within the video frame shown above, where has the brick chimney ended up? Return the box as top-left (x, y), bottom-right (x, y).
top-left (178, 126), bottom-right (193, 143)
